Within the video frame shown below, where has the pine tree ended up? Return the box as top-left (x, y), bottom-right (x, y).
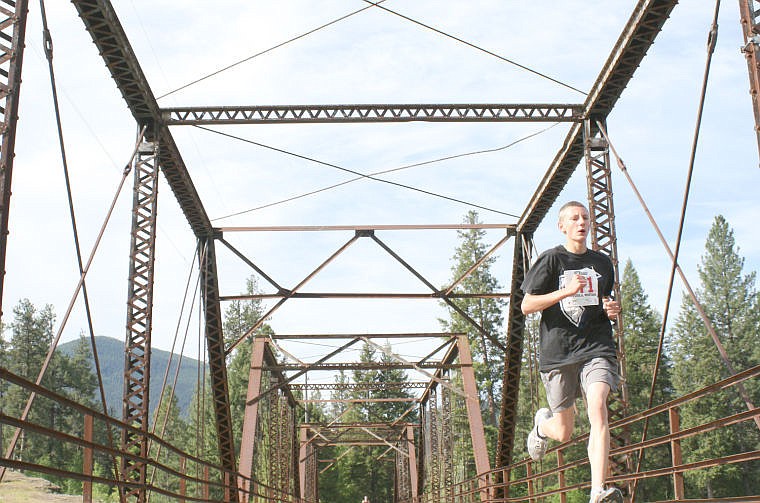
top-left (439, 210), bottom-right (506, 433)
top-left (619, 259), bottom-right (673, 501)
top-left (669, 215), bottom-right (760, 498)
top-left (150, 385), bottom-right (187, 498)
top-left (323, 342), bottom-right (416, 503)
top-left (223, 275), bottom-right (272, 455)
top-left (4, 299), bottom-right (57, 462)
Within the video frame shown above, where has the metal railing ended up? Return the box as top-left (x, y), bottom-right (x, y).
top-left (401, 364), bottom-right (760, 503)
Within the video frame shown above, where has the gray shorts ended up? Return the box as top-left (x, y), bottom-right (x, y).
top-left (540, 357), bottom-right (619, 412)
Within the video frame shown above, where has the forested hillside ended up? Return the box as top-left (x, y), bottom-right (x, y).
top-left (57, 336), bottom-right (203, 417)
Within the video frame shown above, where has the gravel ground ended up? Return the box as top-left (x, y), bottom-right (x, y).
top-left (0, 470), bottom-right (89, 502)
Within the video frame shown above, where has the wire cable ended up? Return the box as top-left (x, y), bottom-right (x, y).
top-left (360, 0), bottom-right (587, 96)
top-left (195, 125), bottom-right (531, 218)
top-left (211, 123), bottom-right (559, 222)
top-left (157, 1), bottom-right (389, 100)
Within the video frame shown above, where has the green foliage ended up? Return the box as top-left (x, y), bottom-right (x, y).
top-left (619, 260), bottom-right (674, 501)
top-left (439, 210), bottom-right (506, 431)
top-left (318, 342), bottom-right (416, 503)
top-left (669, 215), bottom-right (760, 498)
top-left (0, 300), bottom-right (105, 495)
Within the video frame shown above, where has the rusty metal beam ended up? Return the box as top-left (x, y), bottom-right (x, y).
top-left (406, 425), bottom-right (419, 499)
top-left (71, 0), bottom-right (212, 237)
top-left (496, 234), bottom-right (530, 471)
top-left (257, 362), bottom-right (461, 372)
top-left (583, 119), bottom-right (633, 483)
top-left (739, 0), bottom-right (760, 160)
top-left (456, 335), bottom-right (491, 482)
top-left (162, 104), bottom-right (583, 125)
top-left (0, 0), bottom-right (29, 323)
top-left (518, 0), bottom-right (679, 235)
top-left (121, 140), bottom-right (159, 502)
top-left (199, 237), bottom-right (238, 502)
top-left (220, 223), bottom-right (515, 232)
top-left (272, 333), bottom-right (460, 340)
top-left (238, 336), bottom-right (266, 498)
top-left (221, 292), bottom-right (510, 301)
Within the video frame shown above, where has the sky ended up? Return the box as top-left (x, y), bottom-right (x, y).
top-left (3, 1), bottom-right (759, 386)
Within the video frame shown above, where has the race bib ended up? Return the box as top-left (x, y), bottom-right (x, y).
top-left (560, 268), bottom-right (601, 307)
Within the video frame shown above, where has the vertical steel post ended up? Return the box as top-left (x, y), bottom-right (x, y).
top-left (239, 336), bottom-right (266, 497)
top-left (441, 382), bottom-right (453, 503)
top-left (299, 426), bottom-right (309, 501)
top-left (199, 235), bottom-right (239, 502)
top-left (406, 425), bottom-right (419, 500)
top-left (739, 0), bottom-right (760, 161)
top-left (179, 456), bottom-right (186, 503)
top-left (456, 335), bottom-right (491, 477)
top-left (669, 407), bottom-right (684, 500)
top-left (496, 234), bottom-right (529, 479)
top-left (83, 413), bottom-right (93, 503)
top-left (122, 138), bottom-right (159, 502)
top-left (583, 119), bottom-right (632, 480)
top-left (557, 449), bottom-right (566, 503)
top-left (428, 388), bottom-right (441, 501)
top-left (456, 335), bottom-right (491, 500)
top-left (0, 0), bottom-right (29, 323)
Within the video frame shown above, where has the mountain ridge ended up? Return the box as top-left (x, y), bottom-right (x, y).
top-left (58, 336), bottom-right (203, 418)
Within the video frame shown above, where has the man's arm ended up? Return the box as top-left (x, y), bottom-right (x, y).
top-left (521, 273), bottom-right (586, 315)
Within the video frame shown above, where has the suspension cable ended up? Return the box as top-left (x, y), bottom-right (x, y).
top-left (361, 0), bottom-right (587, 96)
top-left (157, 0), bottom-right (389, 100)
top-left (0, 123), bottom-right (147, 484)
top-left (211, 123), bottom-right (558, 222)
top-left (195, 125), bottom-right (522, 218)
top-left (146, 247), bottom-right (202, 502)
top-left (33, 1), bottom-right (129, 492)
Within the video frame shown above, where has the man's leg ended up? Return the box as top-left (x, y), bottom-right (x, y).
top-left (585, 381), bottom-right (611, 489)
top-left (539, 406), bottom-right (575, 443)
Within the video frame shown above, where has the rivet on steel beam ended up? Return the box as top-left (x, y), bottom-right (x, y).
top-left (137, 141), bottom-right (155, 154)
top-left (356, 229), bottom-right (374, 237)
top-left (588, 137), bottom-right (608, 150)
top-left (742, 34), bottom-right (760, 53)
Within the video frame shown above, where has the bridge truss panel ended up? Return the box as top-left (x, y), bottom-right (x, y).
top-left (121, 140), bottom-right (159, 502)
top-left (161, 104), bottom-right (583, 125)
top-left (583, 119), bottom-right (633, 487)
top-left (739, 0), bottom-right (760, 159)
top-left (0, 0), bottom-right (29, 321)
top-left (200, 237), bottom-right (239, 502)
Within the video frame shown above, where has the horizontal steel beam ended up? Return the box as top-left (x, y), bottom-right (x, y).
top-left (258, 362), bottom-right (460, 372)
top-left (162, 104), bottom-right (583, 125)
top-left (219, 223), bottom-right (515, 232)
top-left (289, 382), bottom-right (430, 390)
top-left (220, 292), bottom-right (510, 301)
top-left (273, 333), bottom-right (461, 340)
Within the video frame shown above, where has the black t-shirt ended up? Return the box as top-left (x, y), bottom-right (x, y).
top-left (521, 245), bottom-right (617, 371)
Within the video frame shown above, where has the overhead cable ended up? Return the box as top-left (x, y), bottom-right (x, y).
top-left (195, 125), bottom-right (542, 219)
top-left (361, 0), bottom-right (587, 96)
top-left (157, 1), bottom-right (389, 100)
top-left (211, 123), bottom-right (559, 221)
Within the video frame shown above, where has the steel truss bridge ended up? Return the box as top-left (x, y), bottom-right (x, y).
top-left (0, 1), bottom-right (759, 502)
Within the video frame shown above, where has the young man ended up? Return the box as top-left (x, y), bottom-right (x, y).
top-left (520, 201), bottom-right (623, 503)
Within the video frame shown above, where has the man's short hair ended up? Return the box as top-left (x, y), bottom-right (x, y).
top-left (558, 200), bottom-right (587, 223)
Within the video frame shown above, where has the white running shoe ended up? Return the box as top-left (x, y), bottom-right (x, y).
top-left (589, 487), bottom-right (623, 503)
top-left (526, 407), bottom-right (552, 460)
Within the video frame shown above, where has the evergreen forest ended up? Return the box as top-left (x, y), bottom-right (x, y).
top-left (0, 213), bottom-right (758, 502)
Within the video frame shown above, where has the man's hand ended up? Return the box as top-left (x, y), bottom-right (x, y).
top-left (602, 296), bottom-right (621, 320)
top-left (564, 273), bottom-right (586, 295)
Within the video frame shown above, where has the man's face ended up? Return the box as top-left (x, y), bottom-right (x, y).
top-left (559, 205), bottom-right (590, 242)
